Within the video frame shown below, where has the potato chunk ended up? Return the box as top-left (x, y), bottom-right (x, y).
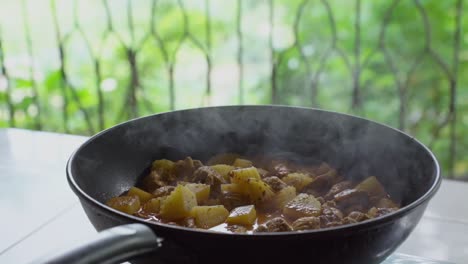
top-left (355, 176), bottom-right (386, 198)
top-left (282, 173), bottom-right (313, 192)
top-left (184, 183), bottom-right (210, 204)
top-left (226, 205), bottom-right (257, 226)
top-left (191, 205), bottom-right (229, 228)
top-left (211, 164), bottom-right (235, 181)
top-left (283, 193), bottom-right (322, 219)
top-left (160, 185), bottom-right (197, 220)
top-left (232, 158), bottom-right (253, 168)
top-left (127, 187), bottom-right (153, 203)
top-left (244, 179), bottom-right (275, 204)
top-left (107, 196), bottom-right (141, 215)
top-left (230, 167), bottom-right (261, 183)
top-left (229, 168), bottom-right (274, 204)
top-left (142, 197), bottom-right (165, 213)
top-left (267, 186), bottom-right (297, 210)
top-left (376, 197), bottom-right (399, 209)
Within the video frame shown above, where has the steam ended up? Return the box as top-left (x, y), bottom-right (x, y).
top-left (97, 105), bottom-right (435, 205)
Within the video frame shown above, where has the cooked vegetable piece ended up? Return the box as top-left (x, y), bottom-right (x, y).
top-left (184, 183), bottom-right (210, 204)
top-left (142, 197), bottom-right (164, 213)
top-left (230, 167), bottom-right (261, 183)
top-left (127, 187), bottom-right (153, 203)
top-left (210, 164), bottom-right (235, 181)
top-left (160, 185), bottom-right (197, 220)
top-left (266, 186), bottom-right (296, 211)
top-left (282, 173), bottom-right (313, 192)
top-left (243, 179), bottom-right (275, 204)
top-left (283, 193), bottom-right (322, 219)
top-left (232, 158), bottom-right (253, 168)
top-left (355, 176), bottom-right (387, 198)
top-left (376, 198), bottom-right (399, 209)
top-left (191, 205), bottom-right (229, 228)
top-left (107, 196), bottom-right (141, 215)
top-left (207, 153), bottom-right (241, 165)
top-left (226, 205), bottom-right (257, 226)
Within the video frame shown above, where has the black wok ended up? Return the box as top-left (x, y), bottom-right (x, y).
top-left (51, 106), bottom-right (441, 264)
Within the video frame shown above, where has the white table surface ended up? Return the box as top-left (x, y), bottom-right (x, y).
top-left (0, 128), bottom-right (466, 264)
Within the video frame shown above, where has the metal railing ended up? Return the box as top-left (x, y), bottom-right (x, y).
top-left (0, 0), bottom-right (465, 179)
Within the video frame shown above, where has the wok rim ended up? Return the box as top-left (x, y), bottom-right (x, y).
top-left (67, 105), bottom-right (442, 237)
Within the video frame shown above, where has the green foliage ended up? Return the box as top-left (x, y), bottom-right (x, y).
top-left (0, 0), bottom-right (467, 179)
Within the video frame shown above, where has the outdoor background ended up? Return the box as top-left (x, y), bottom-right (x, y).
top-left (0, 0), bottom-right (467, 180)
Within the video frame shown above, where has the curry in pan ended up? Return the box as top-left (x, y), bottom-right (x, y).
top-left (107, 153), bottom-right (399, 234)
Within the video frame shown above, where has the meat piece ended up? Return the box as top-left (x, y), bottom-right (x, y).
top-left (342, 211), bottom-right (369, 224)
top-left (227, 225), bottom-right (248, 234)
top-left (324, 181), bottom-right (353, 200)
top-left (152, 186), bottom-right (175, 197)
top-left (267, 160), bottom-right (291, 178)
top-left (192, 166), bottom-right (226, 186)
top-left (346, 211), bottom-right (369, 222)
top-left (174, 157), bottom-right (199, 181)
top-left (302, 169), bottom-right (339, 197)
top-left (204, 198), bottom-right (222, 206)
top-left (367, 207), bottom-right (398, 218)
top-left (319, 204), bottom-right (343, 228)
top-left (263, 217), bottom-right (293, 232)
top-left (220, 192), bottom-right (249, 211)
top-left (322, 200), bottom-right (337, 208)
top-left (193, 159), bottom-right (203, 169)
top-left (263, 176), bottom-right (288, 192)
top-left (334, 189), bottom-right (369, 214)
top-left (316, 196), bottom-right (325, 204)
top-left (182, 217), bottom-right (196, 228)
top-left (318, 215), bottom-right (343, 228)
top-left (253, 225), bottom-right (269, 233)
top-left (322, 206), bottom-right (344, 220)
top-left (141, 171), bottom-right (168, 192)
top-left (314, 162), bottom-right (334, 176)
top-left (292, 216), bottom-right (321, 231)
top-left (256, 168), bottom-right (269, 178)
top-left (251, 217), bottom-right (293, 233)
top-left (342, 217), bottom-right (358, 225)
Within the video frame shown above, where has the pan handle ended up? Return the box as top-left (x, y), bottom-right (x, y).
top-left (33, 223), bottom-right (161, 264)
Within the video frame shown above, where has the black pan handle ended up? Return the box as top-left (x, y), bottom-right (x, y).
top-left (33, 223), bottom-right (161, 264)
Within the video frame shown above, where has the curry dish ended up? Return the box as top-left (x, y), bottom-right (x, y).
top-left (107, 153), bottom-right (400, 233)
